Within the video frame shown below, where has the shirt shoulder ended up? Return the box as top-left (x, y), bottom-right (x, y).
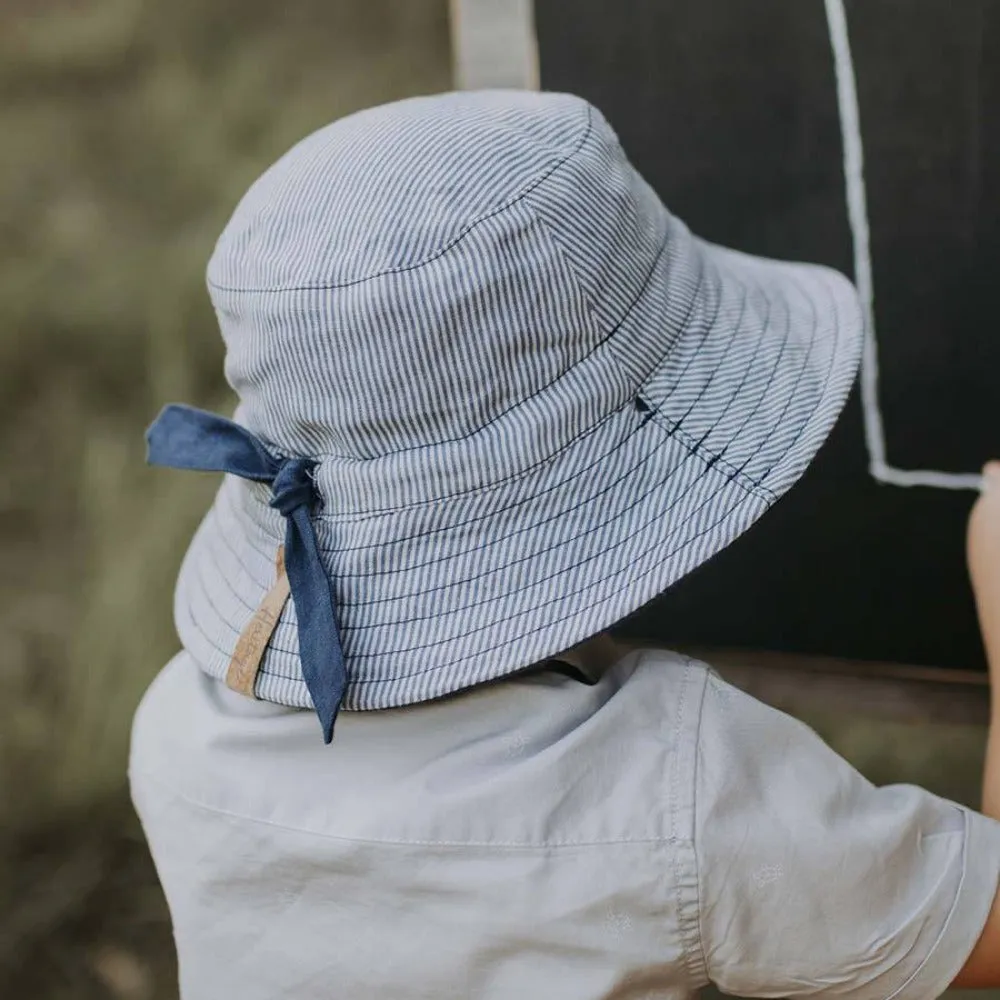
top-left (692, 667), bottom-right (1000, 1000)
top-left (131, 646), bottom-right (710, 847)
top-left (130, 648), bottom-right (719, 995)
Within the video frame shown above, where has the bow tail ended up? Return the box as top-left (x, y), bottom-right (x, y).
top-left (146, 404), bottom-right (279, 481)
top-left (284, 507), bottom-right (348, 743)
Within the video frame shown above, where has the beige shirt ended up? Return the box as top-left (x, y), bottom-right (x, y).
top-left (129, 647), bottom-right (1000, 1000)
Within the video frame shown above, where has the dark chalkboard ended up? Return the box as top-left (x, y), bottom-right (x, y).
top-left (534, 0), bottom-right (1000, 670)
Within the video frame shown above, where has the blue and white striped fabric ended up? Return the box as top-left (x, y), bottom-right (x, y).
top-left (166, 89), bottom-right (863, 721)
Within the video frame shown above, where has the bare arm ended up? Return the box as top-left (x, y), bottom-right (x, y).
top-left (952, 463), bottom-right (1000, 989)
top-left (968, 463), bottom-right (1000, 820)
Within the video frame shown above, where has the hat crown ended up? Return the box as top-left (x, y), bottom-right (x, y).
top-left (210, 91), bottom-right (591, 289)
top-left (206, 90), bottom-right (667, 461)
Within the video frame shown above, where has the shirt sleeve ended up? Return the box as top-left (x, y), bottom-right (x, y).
top-left (694, 668), bottom-right (1000, 1000)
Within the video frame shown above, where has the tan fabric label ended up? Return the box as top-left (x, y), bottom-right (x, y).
top-left (225, 546), bottom-right (291, 697)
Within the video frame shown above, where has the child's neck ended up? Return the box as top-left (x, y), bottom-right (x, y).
top-left (556, 633), bottom-right (628, 678)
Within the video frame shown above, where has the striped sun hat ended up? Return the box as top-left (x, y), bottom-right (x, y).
top-left (146, 90), bottom-right (863, 743)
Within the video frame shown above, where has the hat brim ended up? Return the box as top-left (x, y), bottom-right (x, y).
top-left (175, 232), bottom-right (863, 711)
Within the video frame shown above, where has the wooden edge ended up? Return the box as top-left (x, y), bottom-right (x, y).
top-left (619, 642), bottom-right (991, 727)
top-left (449, 0), bottom-right (539, 91)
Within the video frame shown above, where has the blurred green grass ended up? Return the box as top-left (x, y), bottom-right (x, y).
top-left (0, 2), bottom-right (996, 998)
top-left (0, 2), bottom-right (449, 994)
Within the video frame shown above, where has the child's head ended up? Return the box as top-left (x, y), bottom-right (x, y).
top-left (147, 90), bottom-right (863, 740)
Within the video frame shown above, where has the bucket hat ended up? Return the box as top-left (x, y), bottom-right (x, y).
top-left (147, 90), bottom-right (863, 742)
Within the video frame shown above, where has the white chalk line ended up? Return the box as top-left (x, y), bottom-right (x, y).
top-left (824, 0), bottom-right (983, 492)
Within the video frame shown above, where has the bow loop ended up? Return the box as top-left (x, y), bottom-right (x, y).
top-left (145, 404), bottom-right (346, 743)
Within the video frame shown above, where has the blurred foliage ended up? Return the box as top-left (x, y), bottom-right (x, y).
top-left (0, 0), bottom-right (450, 824)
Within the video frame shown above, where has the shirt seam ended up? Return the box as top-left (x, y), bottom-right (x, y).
top-left (130, 767), bottom-right (678, 850)
top-left (881, 806), bottom-right (986, 1000)
top-left (666, 663), bottom-right (692, 985)
top-left (687, 661), bottom-right (712, 987)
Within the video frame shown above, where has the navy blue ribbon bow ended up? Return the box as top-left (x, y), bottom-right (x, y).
top-left (146, 404), bottom-right (346, 743)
